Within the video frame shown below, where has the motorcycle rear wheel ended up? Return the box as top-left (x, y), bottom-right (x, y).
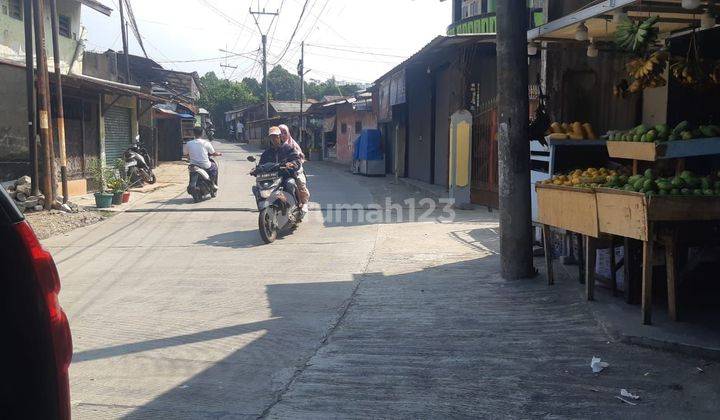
top-left (259, 207), bottom-right (278, 244)
top-left (142, 169), bottom-right (157, 184)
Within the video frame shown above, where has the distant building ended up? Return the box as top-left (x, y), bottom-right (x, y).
top-left (0, 1), bottom-right (184, 197)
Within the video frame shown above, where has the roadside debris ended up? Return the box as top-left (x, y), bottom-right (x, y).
top-left (2, 175), bottom-right (80, 213)
top-left (620, 389), bottom-right (640, 400)
top-left (591, 356), bottom-right (610, 373)
top-left (615, 396), bottom-right (638, 406)
top-left (696, 367), bottom-right (705, 373)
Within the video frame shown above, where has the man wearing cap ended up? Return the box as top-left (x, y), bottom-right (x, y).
top-left (259, 126), bottom-right (302, 201)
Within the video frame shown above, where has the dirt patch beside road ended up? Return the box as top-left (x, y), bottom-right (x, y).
top-left (26, 209), bottom-right (108, 240)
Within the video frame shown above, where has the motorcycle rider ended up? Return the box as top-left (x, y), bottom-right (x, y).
top-left (259, 126), bottom-right (302, 201)
top-left (185, 126), bottom-right (222, 190)
top-left (278, 124), bottom-right (310, 213)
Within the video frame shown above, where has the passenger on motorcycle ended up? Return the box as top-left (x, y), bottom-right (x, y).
top-left (185, 126), bottom-right (222, 189)
top-left (278, 124), bottom-right (310, 213)
top-left (259, 126), bottom-right (302, 200)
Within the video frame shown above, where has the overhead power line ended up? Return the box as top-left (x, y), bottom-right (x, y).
top-left (157, 50), bottom-right (259, 64)
top-left (123, 0), bottom-right (148, 58)
top-left (305, 44), bottom-right (406, 59)
top-left (271, 0), bottom-right (310, 65)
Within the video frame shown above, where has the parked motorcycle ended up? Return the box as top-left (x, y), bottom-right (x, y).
top-left (187, 158), bottom-right (218, 203)
top-left (247, 155), bottom-right (303, 244)
top-left (124, 136), bottom-right (156, 187)
top-left (206, 122), bottom-right (215, 141)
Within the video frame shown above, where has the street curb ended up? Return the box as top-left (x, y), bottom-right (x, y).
top-left (552, 261), bottom-right (720, 360)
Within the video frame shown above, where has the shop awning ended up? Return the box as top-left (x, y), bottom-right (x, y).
top-left (528, 0), bottom-right (708, 42)
top-left (61, 73), bottom-right (167, 102)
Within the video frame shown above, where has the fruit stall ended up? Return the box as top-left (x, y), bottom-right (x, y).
top-left (529, 0), bottom-right (720, 325)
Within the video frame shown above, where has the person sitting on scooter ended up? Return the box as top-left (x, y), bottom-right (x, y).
top-left (278, 124), bottom-right (310, 213)
top-left (185, 126), bottom-right (222, 189)
top-left (260, 126), bottom-right (302, 200)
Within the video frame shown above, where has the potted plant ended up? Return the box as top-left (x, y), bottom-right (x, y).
top-left (87, 158), bottom-right (114, 209)
top-left (107, 177), bottom-right (128, 205)
top-left (112, 158), bottom-right (131, 203)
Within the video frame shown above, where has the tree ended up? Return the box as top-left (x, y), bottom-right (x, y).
top-left (266, 65), bottom-right (300, 100)
top-left (241, 77), bottom-right (263, 100)
top-left (198, 72), bottom-right (257, 126)
top-left (305, 76), bottom-right (361, 100)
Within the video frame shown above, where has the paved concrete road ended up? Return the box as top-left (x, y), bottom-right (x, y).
top-left (48, 141), bottom-right (384, 418)
top-left (46, 140), bottom-right (720, 419)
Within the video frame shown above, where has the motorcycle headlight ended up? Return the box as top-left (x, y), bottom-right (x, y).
top-left (260, 189), bottom-right (272, 199)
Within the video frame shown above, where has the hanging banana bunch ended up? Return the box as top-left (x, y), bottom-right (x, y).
top-left (670, 31), bottom-right (713, 88)
top-left (671, 57), bottom-right (702, 87)
top-left (614, 15), bottom-right (659, 54)
top-left (626, 50), bottom-right (669, 93)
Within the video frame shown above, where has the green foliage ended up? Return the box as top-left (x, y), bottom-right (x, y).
top-left (199, 68), bottom-right (364, 127)
top-left (106, 176), bottom-right (128, 193)
top-left (86, 158), bottom-right (114, 192)
top-left (198, 71), bottom-right (258, 125)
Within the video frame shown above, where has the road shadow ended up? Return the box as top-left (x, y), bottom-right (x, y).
top-left (195, 230), bottom-right (264, 249)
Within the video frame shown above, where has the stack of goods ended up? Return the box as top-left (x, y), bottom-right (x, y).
top-left (603, 169), bottom-right (720, 197)
top-left (547, 122), bottom-right (598, 140)
top-left (541, 167), bottom-right (624, 189)
top-left (607, 121), bottom-right (720, 142)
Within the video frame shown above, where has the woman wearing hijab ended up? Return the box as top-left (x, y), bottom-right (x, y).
top-left (278, 124), bottom-right (310, 212)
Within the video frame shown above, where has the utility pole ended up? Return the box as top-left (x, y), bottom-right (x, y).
top-left (32, 0), bottom-right (55, 209)
top-left (49, 0), bottom-right (68, 204)
top-left (249, 6), bottom-right (278, 120)
top-left (298, 41), bottom-right (304, 148)
top-left (119, 0), bottom-right (130, 83)
top-left (23, 0), bottom-right (38, 196)
top-left (496, 0), bottom-right (534, 279)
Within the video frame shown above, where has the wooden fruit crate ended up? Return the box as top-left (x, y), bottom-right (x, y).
top-left (596, 188), bottom-right (720, 241)
top-left (606, 138), bottom-right (720, 162)
top-left (535, 183), bottom-right (599, 237)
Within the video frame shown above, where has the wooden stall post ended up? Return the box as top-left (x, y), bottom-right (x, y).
top-left (663, 229), bottom-right (679, 321)
top-left (542, 224), bottom-right (554, 285)
top-left (585, 235), bottom-right (597, 301)
top-left (641, 223), bottom-right (655, 325)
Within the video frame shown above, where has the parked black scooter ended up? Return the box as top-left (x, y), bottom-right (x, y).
top-left (247, 155), bottom-right (303, 243)
top-left (187, 158), bottom-right (218, 203)
top-left (124, 136), bottom-right (156, 187)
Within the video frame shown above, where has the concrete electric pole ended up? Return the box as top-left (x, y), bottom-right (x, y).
top-left (250, 7), bottom-right (278, 120)
top-left (496, 1), bottom-right (535, 279)
top-left (118, 0), bottom-right (131, 83)
top-left (298, 41), bottom-right (305, 148)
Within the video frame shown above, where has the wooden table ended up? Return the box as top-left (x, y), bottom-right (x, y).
top-left (596, 189), bottom-right (720, 324)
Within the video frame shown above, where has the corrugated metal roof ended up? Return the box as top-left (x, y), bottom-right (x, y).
top-left (78, 0), bottom-right (112, 16)
top-left (270, 100), bottom-right (309, 114)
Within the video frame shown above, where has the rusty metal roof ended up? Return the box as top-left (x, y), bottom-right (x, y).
top-left (77, 0), bottom-right (113, 16)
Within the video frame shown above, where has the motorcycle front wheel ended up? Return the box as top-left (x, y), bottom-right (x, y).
top-left (258, 207), bottom-right (278, 244)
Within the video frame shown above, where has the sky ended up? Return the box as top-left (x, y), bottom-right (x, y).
top-left (80, 0), bottom-right (452, 84)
